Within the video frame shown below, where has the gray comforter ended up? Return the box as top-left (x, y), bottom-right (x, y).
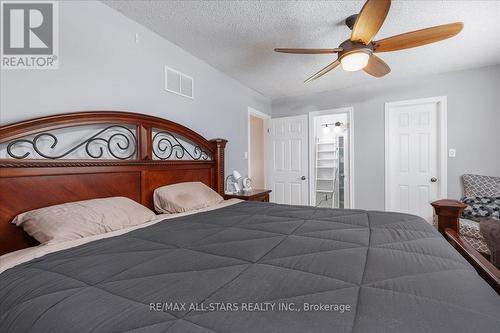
top-left (1, 201), bottom-right (499, 332)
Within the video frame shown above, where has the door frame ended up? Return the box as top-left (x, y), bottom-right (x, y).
top-left (384, 96), bottom-right (447, 211)
top-left (309, 107), bottom-right (355, 208)
top-left (248, 107), bottom-right (270, 188)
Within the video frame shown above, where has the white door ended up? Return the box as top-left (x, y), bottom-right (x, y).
top-left (385, 97), bottom-right (447, 221)
top-left (267, 115), bottom-right (309, 205)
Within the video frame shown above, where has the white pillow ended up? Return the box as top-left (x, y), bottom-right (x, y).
top-left (12, 197), bottom-right (156, 244)
top-left (154, 182), bottom-right (223, 214)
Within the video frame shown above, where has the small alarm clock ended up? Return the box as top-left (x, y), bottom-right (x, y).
top-left (242, 177), bottom-right (252, 191)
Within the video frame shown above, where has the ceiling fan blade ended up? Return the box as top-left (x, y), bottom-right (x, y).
top-left (363, 55), bottom-right (391, 77)
top-left (351, 0), bottom-right (391, 44)
top-left (274, 48), bottom-right (342, 54)
top-left (304, 60), bottom-right (340, 83)
top-left (374, 22), bottom-right (463, 53)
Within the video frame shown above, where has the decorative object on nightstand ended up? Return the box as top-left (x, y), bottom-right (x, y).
top-left (225, 170), bottom-right (242, 194)
top-left (242, 177), bottom-right (252, 191)
top-left (224, 189), bottom-right (271, 202)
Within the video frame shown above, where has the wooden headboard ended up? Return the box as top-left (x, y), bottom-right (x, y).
top-left (0, 111), bottom-right (227, 255)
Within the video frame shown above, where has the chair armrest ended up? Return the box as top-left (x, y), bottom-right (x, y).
top-left (431, 199), bottom-right (466, 236)
top-left (444, 228), bottom-right (500, 294)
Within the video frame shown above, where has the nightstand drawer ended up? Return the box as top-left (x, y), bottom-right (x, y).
top-left (248, 193), bottom-right (269, 202)
top-left (224, 189), bottom-right (271, 202)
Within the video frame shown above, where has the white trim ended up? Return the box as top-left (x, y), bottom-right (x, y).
top-left (247, 107), bottom-right (270, 187)
top-left (248, 107), bottom-right (270, 120)
top-left (384, 96), bottom-right (448, 211)
top-left (308, 107), bottom-right (355, 208)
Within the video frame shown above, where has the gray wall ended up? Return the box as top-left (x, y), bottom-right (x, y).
top-left (0, 0), bottom-right (271, 176)
top-left (1, 0), bottom-right (497, 209)
top-left (273, 65), bottom-right (500, 210)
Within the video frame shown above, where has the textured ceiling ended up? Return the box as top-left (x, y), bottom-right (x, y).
top-left (103, 0), bottom-right (500, 99)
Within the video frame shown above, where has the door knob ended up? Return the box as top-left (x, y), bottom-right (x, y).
top-left (430, 177), bottom-right (438, 183)
top-left (300, 176), bottom-right (306, 180)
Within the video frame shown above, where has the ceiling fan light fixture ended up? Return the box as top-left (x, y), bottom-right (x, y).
top-left (340, 52), bottom-right (370, 71)
top-left (275, 0), bottom-right (463, 82)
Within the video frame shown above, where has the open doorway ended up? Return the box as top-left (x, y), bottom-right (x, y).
top-left (309, 108), bottom-right (354, 208)
top-left (248, 107), bottom-right (270, 190)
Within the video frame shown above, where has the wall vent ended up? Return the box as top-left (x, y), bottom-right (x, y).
top-left (164, 66), bottom-right (194, 99)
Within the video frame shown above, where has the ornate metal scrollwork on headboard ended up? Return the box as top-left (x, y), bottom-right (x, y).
top-left (6, 125), bottom-right (137, 160)
top-left (152, 131), bottom-right (211, 160)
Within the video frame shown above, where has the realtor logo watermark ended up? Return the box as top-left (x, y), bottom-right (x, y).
top-left (1, 1), bottom-right (59, 69)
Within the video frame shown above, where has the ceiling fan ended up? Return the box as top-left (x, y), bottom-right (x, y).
top-left (274, 0), bottom-right (463, 82)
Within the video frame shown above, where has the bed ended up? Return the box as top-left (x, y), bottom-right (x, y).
top-left (1, 112), bottom-right (499, 333)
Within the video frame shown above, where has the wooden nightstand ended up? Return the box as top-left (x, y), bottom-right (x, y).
top-left (224, 189), bottom-right (271, 202)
